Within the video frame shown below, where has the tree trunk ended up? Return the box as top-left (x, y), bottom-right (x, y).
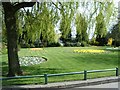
top-left (3, 4), bottom-right (22, 77)
top-left (2, 2), bottom-right (35, 77)
top-left (6, 15), bottom-right (23, 76)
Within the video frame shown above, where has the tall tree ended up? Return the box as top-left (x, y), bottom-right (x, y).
top-left (18, 2), bottom-right (59, 47)
top-left (107, 21), bottom-right (120, 46)
top-left (95, 11), bottom-right (107, 39)
top-left (17, 8), bottom-right (42, 47)
top-left (93, 1), bottom-right (115, 39)
top-left (39, 3), bottom-right (57, 46)
top-left (75, 13), bottom-right (88, 42)
top-left (2, 1), bottom-right (36, 76)
top-left (59, 2), bottom-right (78, 44)
top-left (94, 10), bottom-right (107, 45)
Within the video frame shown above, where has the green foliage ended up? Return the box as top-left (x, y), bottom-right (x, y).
top-left (59, 2), bottom-right (78, 43)
top-left (90, 1), bottom-right (116, 46)
top-left (91, 1), bottom-right (115, 45)
top-left (107, 21), bottom-right (120, 47)
top-left (75, 13), bottom-right (88, 43)
top-left (39, 3), bottom-right (57, 46)
top-left (16, 10), bottom-right (41, 45)
top-left (3, 1), bottom-right (117, 48)
top-left (95, 11), bottom-right (107, 38)
top-left (105, 2), bottom-right (114, 25)
top-left (1, 42), bottom-right (7, 55)
top-left (93, 10), bottom-right (108, 46)
top-left (47, 42), bottom-right (61, 47)
top-left (81, 41), bottom-right (88, 47)
top-left (90, 38), bottom-right (99, 46)
top-left (17, 2), bottom-right (59, 47)
top-left (76, 42), bottom-right (81, 47)
top-left (2, 19), bottom-right (7, 43)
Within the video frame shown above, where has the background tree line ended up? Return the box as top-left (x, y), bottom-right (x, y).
top-left (2, 1), bottom-right (119, 48)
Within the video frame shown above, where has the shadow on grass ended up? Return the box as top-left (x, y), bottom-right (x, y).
top-left (2, 66), bottom-right (8, 76)
top-left (2, 66), bottom-right (65, 76)
top-left (2, 67), bottom-right (65, 85)
top-left (2, 78), bottom-right (44, 86)
top-left (22, 66), bottom-right (65, 75)
top-left (2, 62), bottom-right (8, 76)
top-left (2, 62), bottom-right (8, 66)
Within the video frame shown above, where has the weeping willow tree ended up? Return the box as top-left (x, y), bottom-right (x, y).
top-left (95, 11), bottom-right (107, 38)
top-left (59, 2), bottom-right (78, 44)
top-left (75, 13), bottom-right (88, 43)
top-left (92, 1), bottom-right (116, 46)
top-left (39, 2), bottom-right (57, 46)
top-left (16, 8), bottom-right (42, 47)
top-left (95, 1), bottom-right (114, 35)
top-left (95, 10), bottom-right (107, 45)
top-left (17, 2), bottom-right (59, 47)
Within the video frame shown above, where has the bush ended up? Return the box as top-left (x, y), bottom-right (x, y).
top-left (70, 43), bottom-right (76, 47)
top-left (76, 42), bottom-right (81, 47)
top-left (81, 41), bottom-right (87, 47)
top-left (90, 39), bottom-right (99, 46)
top-left (47, 42), bottom-right (61, 47)
top-left (1, 48), bottom-right (7, 54)
top-left (64, 42), bottom-right (76, 47)
top-left (20, 43), bottom-right (35, 48)
top-left (112, 40), bottom-right (120, 47)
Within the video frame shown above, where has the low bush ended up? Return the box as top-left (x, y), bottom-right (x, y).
top-left (81, 41), bottom-right (88, 47)
top-left (47, 42), bottom-right (61, 47)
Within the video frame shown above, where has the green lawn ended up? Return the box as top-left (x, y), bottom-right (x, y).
top-left (1, 46), bottom-right (119, 85)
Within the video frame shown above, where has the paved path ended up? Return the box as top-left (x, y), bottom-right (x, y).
top-left (2, 76), bottom-right (119, 90)
top-left (78, 82), bottom-right (119, 88)
top-left (59, 82), bottom-right (119, 90)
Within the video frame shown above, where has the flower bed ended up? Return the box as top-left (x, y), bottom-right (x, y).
top-left (19, 56), bottom-right (47, 66)
top-left (30, 48), bottom-right (43, 51)
top-left (74, 49), bottom-right (105, 53)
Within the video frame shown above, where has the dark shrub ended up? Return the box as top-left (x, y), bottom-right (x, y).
top-left (112, 40), bottom-right (120, 47)
top-left (81, 41), bottom-right (87, 47)
top-left (76, 42), bottom-right (81, 47)
top-left (47, 42), bottom-right (61, 47)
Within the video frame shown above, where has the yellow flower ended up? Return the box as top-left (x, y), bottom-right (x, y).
top-left (74, 49), bottom-right (105, 53)
top-left (30, 48), bottom-right (43, 51)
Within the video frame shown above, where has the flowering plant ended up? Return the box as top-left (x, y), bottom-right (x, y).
top-left (74, 49), bottom-right (105, 53)
top-left (30, 48), bottom-right (43, 51)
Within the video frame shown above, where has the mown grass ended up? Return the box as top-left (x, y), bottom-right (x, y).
top-left (1, 46), bottom-right (119, 86)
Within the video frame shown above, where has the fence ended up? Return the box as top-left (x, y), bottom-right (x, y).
top-left (1, 67), bottom-right (119, 84)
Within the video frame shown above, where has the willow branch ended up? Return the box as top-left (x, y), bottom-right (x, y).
top-left (14, 1), bottom-right (36, 12)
